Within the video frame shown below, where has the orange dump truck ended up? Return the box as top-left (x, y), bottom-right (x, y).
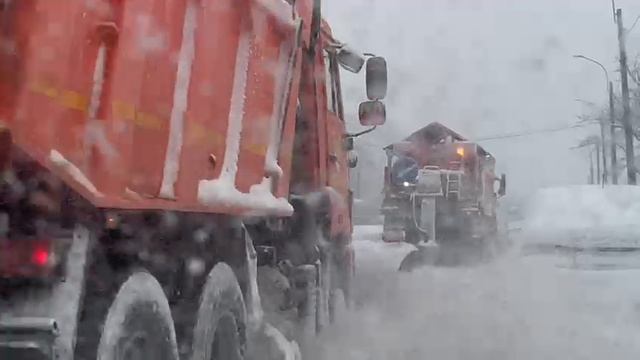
top-left (0, 0), bottom-right (387, 358)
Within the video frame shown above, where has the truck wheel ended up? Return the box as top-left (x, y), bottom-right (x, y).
top-left (96, 271), bottom-right (179, 360)
top-left (190, 262), bottom-right (247, 360)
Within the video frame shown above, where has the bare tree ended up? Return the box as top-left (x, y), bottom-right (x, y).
top-left (629, 54), bottom-right (640, 125)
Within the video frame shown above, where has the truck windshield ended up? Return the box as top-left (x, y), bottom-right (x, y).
top-left (390, 155), bottom-right (419, 185)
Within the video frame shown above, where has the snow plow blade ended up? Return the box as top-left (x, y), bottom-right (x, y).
top-left (0, 317), bottom-right (58, 359)
top-left (382, 229), bottom-right (405, 243)
top-left (398, 246), bottom-right (436, 272)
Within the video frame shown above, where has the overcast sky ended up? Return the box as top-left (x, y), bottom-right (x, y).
top-left (324, 0), bottom-right (640, 199)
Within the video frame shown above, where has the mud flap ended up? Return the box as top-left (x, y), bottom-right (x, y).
top-left (242, 230), bottom-right (264, 332)
top-left (244, 229), bottom-right (301, 360)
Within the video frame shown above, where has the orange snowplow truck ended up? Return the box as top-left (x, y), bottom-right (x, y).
top-left (0, 0), bottom-right (387, 359)
top-left (382, 123), bottom-right (505, 246)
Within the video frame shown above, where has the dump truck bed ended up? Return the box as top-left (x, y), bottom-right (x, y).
top-left (0, 0), bottom-right (309, 216)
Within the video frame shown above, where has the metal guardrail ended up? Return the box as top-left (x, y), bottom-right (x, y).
top-left (522, 243), bottom-right (640, 255)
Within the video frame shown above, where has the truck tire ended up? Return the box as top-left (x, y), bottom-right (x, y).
top-left (190, 262), bottom-right (247, 360)
top-left (96, 271), bottom-right (179, 360)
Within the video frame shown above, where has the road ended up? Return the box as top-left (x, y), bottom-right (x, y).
top-left (309, 225), bottom-right (640, 360)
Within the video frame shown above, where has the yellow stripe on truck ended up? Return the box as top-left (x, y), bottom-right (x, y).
top-left (30, 83), bottom-right (269, 157)
top-left (59, 90), bottom-right (89, 111)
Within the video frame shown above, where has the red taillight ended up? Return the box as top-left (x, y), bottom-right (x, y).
top-left (0, 239), bottom-right (60, 278)
top-left (32, 248), bottom-right (50, 266)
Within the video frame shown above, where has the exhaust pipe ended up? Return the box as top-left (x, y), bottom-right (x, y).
top-left (0, 317), bottom-right (58, 360)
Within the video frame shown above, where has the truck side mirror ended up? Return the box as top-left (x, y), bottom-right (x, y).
top-left (337, 46), bottom-right (365, 73)
top-left (358, 100), bottom-right (386, 126)
top-left (366, 56), bottom-right (387, 100)
top-left (498, 174), bottom-right (506, 197)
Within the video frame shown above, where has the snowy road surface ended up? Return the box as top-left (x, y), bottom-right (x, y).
top-left (309, 225), bottom-right (640, 360)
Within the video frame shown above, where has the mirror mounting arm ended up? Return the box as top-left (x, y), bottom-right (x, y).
top-left (345, 126), bottom-right (377, 138)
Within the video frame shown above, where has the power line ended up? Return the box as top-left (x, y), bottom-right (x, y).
top-left (628, 14), bottom-right (640, 35)
top-left (356, 122), bottom-right (595, 148)
top-left (474, 123), bottom-right (593, 142)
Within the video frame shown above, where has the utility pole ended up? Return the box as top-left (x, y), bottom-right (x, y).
top-left (599, 118), bottom-right (607, 184)
top-left (356, 165), bottom-right (361, 198)
top-left (596, 142), bottom-right (601, 185)
top-left (589, 151), bottom-right (595, 185)
top-left (616, 8), bottom-right (637, 184)
top-left (609, 81), bottom-right (618, 184)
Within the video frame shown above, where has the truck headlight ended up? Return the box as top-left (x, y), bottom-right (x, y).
top-left (403, 181), bottom-right (410, 187)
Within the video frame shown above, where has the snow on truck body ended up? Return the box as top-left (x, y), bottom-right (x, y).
top-left (0, 0), bottom-right (387, 359)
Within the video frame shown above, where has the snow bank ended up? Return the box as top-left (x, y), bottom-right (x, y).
top-left (523, 185), bottom-right (640, 231)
